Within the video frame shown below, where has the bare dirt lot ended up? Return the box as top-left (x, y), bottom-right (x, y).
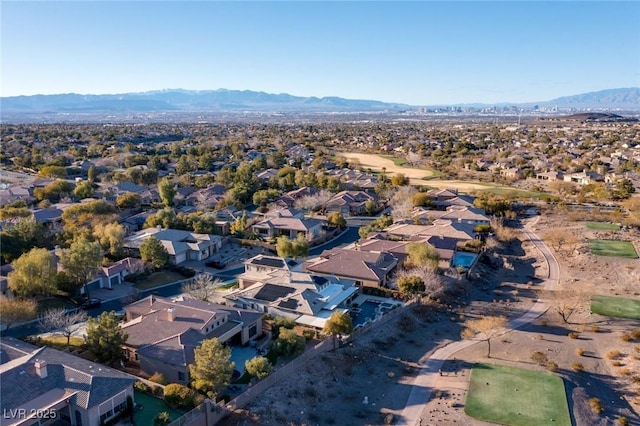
top-left (222, 211), bottom-right (640, 426)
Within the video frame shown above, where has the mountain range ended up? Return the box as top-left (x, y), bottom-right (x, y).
top-left (1, 87), bottom-right (638, 116)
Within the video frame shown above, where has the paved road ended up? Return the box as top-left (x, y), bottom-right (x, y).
top-left (399, 217), bottom-right (561, 425)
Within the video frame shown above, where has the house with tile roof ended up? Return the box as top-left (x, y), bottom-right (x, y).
top-left (413, 205), bottom-right (490, 226)
top-left (225, 270), bottom-right (358, 329)
top-left (324, 190), bottom-right (376, 215)
top-left (123, 227), bottom-right (222, 265)
top-left (251, 213), bottom-right (323, 242)
top-left (302, 248), bottom-right (398, 288)
top-left (0, 337), bottom-right (135, 426)
top-left (121, 296), bottom-right (263, 385)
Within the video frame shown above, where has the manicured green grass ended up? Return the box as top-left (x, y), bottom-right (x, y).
top-left (591, 295), bottom-right (640, 320)
top-left (133, 271), bottom-right (186, 290)
top-left (39, 335), bottom-right (85, 348)
top-left (380, 155), bottom-right (408, 166)
top-left (133, 391), bottom-right (182, 426)
top-left (586, 222), bottom-right (621, 231)
top-left (589, 239), bottom-right (638, 258)
top-left (219, 281), bottom-right (239, 290)
top-left (465, 363), bottom-right (570, 426)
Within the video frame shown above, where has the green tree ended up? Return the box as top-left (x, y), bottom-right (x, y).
top-left (158, 178), bottom-right (177, 207)
top-left (73, 181), bottom-right (94, 199)
top-left (390, 173), bottom-right (408, 186)
top-left (326, 212), bottom-right (347, 228)
top-left (245, 356), bottom-right (273, 379)
top-left (189, 338), bottom-right (234, 398)
top-left (87, 165), bottom-right (99, 182)
top-left (84, 311), bottom-right (128, 366)
top-left (8, 248), bottom-right (57, 297)
top-left (153, 412), bottom-right (170, 426)
top-left (406, 242), bottom-right (440, 270)
top-left (0, 298), bottom-right (38, 331)
top-left (270, 328), bottom-right (305, 357)
top-left (322, 311), bottom-right (353, 336)
top-left (397, 275), bottom-right (426, 296)
top-left (275, 234), bottom-right (309, 259)
top-left (93, 222), bottom-right (126, 257)
top-left (115, 192), bottom-right (142, 210)
top-left (0, 218), bottom-right (48, 263)
top-left (229, 211), bottom-right (247, 237)
top-left (139, 237), bottom-right (169, 269)
top-left (38, 165), bottom-right (67, 179)
top-left (59, 236), bottom-right (103, 295)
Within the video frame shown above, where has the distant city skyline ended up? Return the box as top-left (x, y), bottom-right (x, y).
top-left (2, 1), bottom-right (639, 105)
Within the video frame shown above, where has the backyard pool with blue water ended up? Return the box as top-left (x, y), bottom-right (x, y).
top-left (452, 252), bottom-right (478, 268)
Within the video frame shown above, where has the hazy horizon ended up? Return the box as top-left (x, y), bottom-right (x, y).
top-left (2, 2), bottom-right (639, 105)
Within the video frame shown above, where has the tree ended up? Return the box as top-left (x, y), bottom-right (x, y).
top-left (389, 186), bottom-right (418, 221)
top-left (115, 192), bottom-right (142, 210)
top-left (275, 234), bottom-right (309, 259)
top-left (8, 248), bottom-right (57, 297)
top-left (461, 316), bottom-right (507, 358)
top-left (182, 274), bottom-right (222, 302)
top-left (229, 211), bottom-right (247, 237)
top-left (406, 242), bottom-right (440, 270)
top-left (543, 229), bottom-right (580, 256)
top-left (322, 311), bottom-right (353, 336)
top-left (84, 311), bottom-right (128, 366)
top-left (0, 298), bottom-right (37, 331)
top-left (39, 308), bottom-right (87, 345)
top-left (59, 236), bottom-right (103, 295)
top-left (158, 178), bottom-right (176, 207)
top-left (245, 356), bottom-right (273, 379)
top-left (395, 266), bottom-right (443, 298)
top-left (270, 328), bottom-right (305, 357)
top-left (397, 275), bottom-right (425, 296)
top-left (326, 212), bottom-right (347, 228)
top-left (0, 218), bottom-right (49, 263)
top-left (93, 222), bottom-right (126, 257)
top-left (87, 165), bottom-right (99, 182)
top-left (390, 173), bottom-right (409, 186)
top-left (554, 288), bottom-right (588, 324)
top-left (153, 412), bottom-right (170, 426)
top-left (139, 237), bottom-right (169, 269)
top-left (73, 181), bottom-right (94, 199)
top-left (189, 338), bottom-right (234, 398)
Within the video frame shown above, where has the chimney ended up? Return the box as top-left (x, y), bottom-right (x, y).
top-left (167, 308), bottom-right (175, 322)
top-left (34, 360), bottom-right (48, 378)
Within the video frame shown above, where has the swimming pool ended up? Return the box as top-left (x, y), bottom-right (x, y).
top-left (452, 252), bottom-right (478, 268)
top-left (350, 300), bottom-right (381, 326)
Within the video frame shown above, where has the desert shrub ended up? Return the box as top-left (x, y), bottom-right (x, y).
top-left (631, 329), bottom-right (640, 340)
top-left (591, 325), bottom-right (600, 332)
top-left (616, 417), bottom-right (628, 426)
top-left (568, 332), bottom-right (579, 339)
top-left (589, 397), bottom-right (604, 414)
top-left (539, 319), bottom-right (548, 326)
top-left (631, 375), bottom-right (640, 384)
top-left (620, 368), bottom-right (633, 376)
top-left (612, 361), bottom-right (625, 367)
top-left (576, 348), bottom-right (585, 356)
top-left (546, 361), bottom-right (559, 372)
top-left (607, 350), bottom-right (622, 359)
top-left (531, 351), bottom-right (548, 365)
top-left (572, 362), bottom-right (584, 372)
top-left (621, 333), bottom-right (632, 342)
top-left (164, 383), bottom-right (196, 409)
top-left (398, 314), bottom-right (417, 332)
top-left (149, 372), bottom-right (167, 385)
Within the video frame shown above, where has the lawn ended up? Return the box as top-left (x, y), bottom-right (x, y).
top-left (133, 391), bottom-right (182, 426)
top-left (39, 335), bottom-right (85, 348)
top-left (586, 222), bottom-right (621, 231)
top-left (589, 239), bottom-right (639, 258)
top-left (591, 295), bottom-right (640, 320)
top-left (465, 363), bottom-right (571, 426)
top-left (36, 297), bottom-right (77, 315)
top-left (132, 271), bottom-right (187, 290)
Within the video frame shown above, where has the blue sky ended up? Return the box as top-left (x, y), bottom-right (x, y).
top-left (2, 1), bottom-right (639, 105)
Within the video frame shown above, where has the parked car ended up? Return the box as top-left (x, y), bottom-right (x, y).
top-left (80, 298), bottom-right (101, 310)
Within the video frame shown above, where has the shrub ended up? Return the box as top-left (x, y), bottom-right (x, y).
top-left (620, 368), bottom-right (633, 376)
top-left (302, 329), bottom-right (316, 341)
top-left (572, 362), bottom-right (584, 372)
top-left (245, 356), bottom-right (273, 379)
top-left (568, 332), bottom-right (579, 339)
top-left (607, 350), bottom-right (622, 359)
top-left (612, 361), bottom-right (624, 367)
top-left (576, 348), bottom-right (585, 356)
top-left (164, 383), bottom-right (196, 409)
top-left (149, 372), bottom-right (167, 385)
top-left (153, 412), bottom-right (171, 426)
top-left (621, 333), bottom-right (632, 342)
top-left (631, 329), bottom-right (640, 340)
top-left (589, 397), bottom-right (604, 414)
top-left (617, 417), bottom-right (628, 426)
top-left (531, 351), bottom-right (548, 365)
top-left (546, 361), bottom-right (559, 372)
top-left (133, 381), bottom-right (151, 393)
top-left (591, 325), bottom-right (600, 332)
